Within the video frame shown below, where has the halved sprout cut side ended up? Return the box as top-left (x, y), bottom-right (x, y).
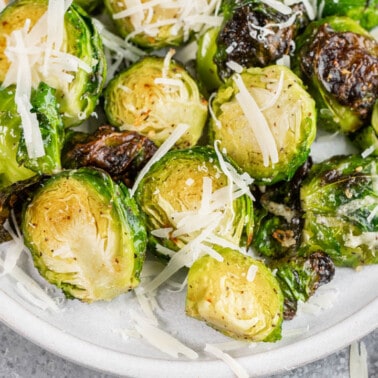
top-left (186, 247), bottom-right (283, 342)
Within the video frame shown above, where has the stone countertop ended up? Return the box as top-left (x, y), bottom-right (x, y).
top-left (0, 322), bottom-right (377, 378)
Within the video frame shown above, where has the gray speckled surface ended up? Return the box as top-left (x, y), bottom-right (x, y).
top-left (0, 322), bottom-right (376, 378)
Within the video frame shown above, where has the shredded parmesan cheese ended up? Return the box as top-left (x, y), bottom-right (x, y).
top-left (0, 257), bottom-right (60, 312)
top-left (214, 140), bottom-right (254, 200)
top-left (130, 123), bottom-right (189, 196)
top-left (0, 0), bottom-right (6, 12)
top-left (233, 73), bottom-right (279, 167)
top-left (129, 310), bottom-right (199, 360)
top-left (246, 264), bottom-right (258, 282)
top-left (370, 26), bottom-right (378, 42)
top-left (204, 343), bottom-right (249, 378)
top-left (226, 60), bottom-right (243, 73)
top-left (113, 0), bottom-right (223, 45)
top-left (260, 0), bottom-right (292, 15)
top-left (350, 341), bottom-right (368, 378)
top-left (209, 92), bottom-right (222, 129)
top-left (361, 145), bottom-right (375, 158)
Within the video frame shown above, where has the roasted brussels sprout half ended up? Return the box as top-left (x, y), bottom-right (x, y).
top-left (196, 0), bottom-right (311, 89)
top-left (270, 251), bottom-right (335, 320)
top-left (22, 167), bottom-right (147, 302)
top-left (319, 0), bottom-right (378, 31)
top-left (104, 55), bottom-right (208, 148)
top-left (186, 247), bottom-right (283, 342)
top-left (103, 0), bottom-right (221, 50)
top-left (209, 65), bottom-right (316, 185)
top-left (294, 16), bottom-right (378, 133)
top-left (0, 0), bottom-right (106, 127)
top-left (0, 83), bottom-right (64, 189)
top-left (134, 146), bottom-right (254, 258)
top-left (62, 125), bottom-right (158, 187)
top-left (300, 155), bottom-right (378, 267)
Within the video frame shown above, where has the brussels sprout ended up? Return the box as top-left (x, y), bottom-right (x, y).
top-left (0, 0), bottom-right (107, 127)
top-left (62, 125), bottom-right (158, 187)
top-left (319, 0), bottom-right (378, 31)
top-left (209, 65), bottom-right (316, 185)
top-left (104, 55), bottom-right (208, 148)
top-left (270, 251), bottom-right (335, 320)
top-left (0, 83), bottom-right (65, 189)
top-left (22, 167), bottom-right (147, 302)
top-left (252, 159), bottom-right (312, 259)
top-left (294, 16), bottom-right (378, 133)
top-left (300, 155), bottom-right (378, 267)
top-left (103, 0), bottom-right (221, 50)
top-left (196, 0), bottom-right (311, 88)
top-left (134, 146), bottom-right (254, 258)
top-left (186, 247), bottom-right (283, 342)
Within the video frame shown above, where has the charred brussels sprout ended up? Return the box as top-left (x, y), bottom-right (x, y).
top-left (62, 125), bottom-right (158, 187)
top-left (319, 0), bottom-right (378, 31)
top-left (134, 146), bottom-right (254, 258)
top-left (209, 65), bottom-right (316, 185)
top-left (196, 0), bottom-right (311, 88)
top-left (300, 155), bottom-right (378, 267)
top-left (22, 167), bottom-right (147, 302)
top-left (103, 0), bottom-right (221, 50)
top-left (0, 83), bottom-right (64, 189)
top-left (104, 55), bottom-right (208, 148)
top-left (270, 251), bottom-right (335, 320)
top-left (294, 16), bottom-right (378, 133)
top-left (0, 0), bottom-right (106, 127)
top-left (186, 247), bottom-right (283, 342)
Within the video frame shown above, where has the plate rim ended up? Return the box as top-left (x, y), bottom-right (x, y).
top-left (0, 288), bottom-right (377, 377)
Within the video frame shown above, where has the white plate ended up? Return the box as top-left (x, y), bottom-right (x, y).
top-left (0, 133), bottom-right (377, 377)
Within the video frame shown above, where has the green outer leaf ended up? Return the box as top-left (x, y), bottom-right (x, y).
top-left (320, 0), bottom-right (378, 31)
top-left (0, 86), bottom-right (35, 189)
top-left (17, 82), bottom-right (64, 175)
top-left (196, 27), bottom-right (223, 93)
top-left (61, 3), bottom-right (107, 127)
